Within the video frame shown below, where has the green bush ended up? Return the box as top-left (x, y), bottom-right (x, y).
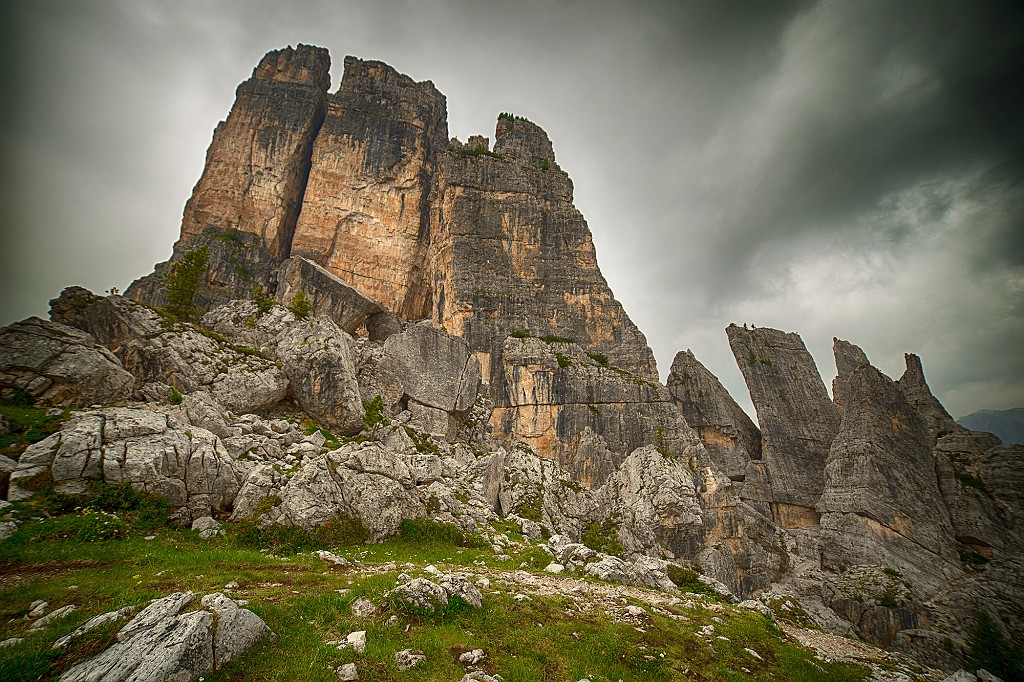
top-left (33, 508), bottom-right (130, 542)
top-left (163, 245), bottom-right (209, 322)
top-left (168, 386), bottom-right (184, 405)
top-left (666, 564), bottom-right (716, 596)
top-left (587, 351), bottom-right (610, 367)
top-left (398, 518), bottom-right (484, 548)
top-left (582, 519), bottom-right (623, 557)
top-left (287, 291), bottom-right (313, 320)
top-left (229, 513), bottom-right (369, 553)
top-left (966, 610), bottom-right (1023, 680)
top-left (363, 395), bottom-right (388, 433)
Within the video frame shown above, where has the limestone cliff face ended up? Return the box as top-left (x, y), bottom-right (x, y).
top-left (726, 325), bottom-right (840, 527)
top-left (492, 336), bottom-right (692, 487)
top-left (819, 340), bottom-right (959, 595)
top-left (427, 118), bottom-right (659, 393)
top-left (290, 57), bottom-right (448, 320)
top-left (667, 350), bottom-right (771, 517)
top-left (177, 45), bottom-right (331, 260)
top-left (896, 353), bottom-right (968, 443)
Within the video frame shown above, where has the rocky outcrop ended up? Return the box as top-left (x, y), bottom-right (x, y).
top-left (59, 592), bottom-right (269, 682)
top-left (428, 118), bottom-right (658, 395)
top-left (0, 317), bottom-right (133, 408)
top-left (727, 325), bottom-right (839, 527)
top-left (897, 353), bottom-right (968, 443)
top-left (492, 335), bottom-right (694, 487)
top-left (275, 256), bottom-right (384, 334)
top-left (177, 45), bottom-right (330, 260)
top-left (667, 350), bottom-right (771, 514)
top-left (818, 341), bottom-right (959, 595)
top-left (277, 316), bottom-right (363, 435)
top-left (290, 57), bottom-right (448, 320)
top-left (8, 408), bottom-right (239, 521)
top-left (51, 288), bottom-right (288, 414)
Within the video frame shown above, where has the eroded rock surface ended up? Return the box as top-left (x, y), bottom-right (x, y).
top-left (727, 325), bottom-right (839, 528)
top-left (0, 317), bottom-right (133, 408)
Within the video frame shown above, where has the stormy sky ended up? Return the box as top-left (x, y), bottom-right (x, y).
top-left (2, 0), bottom-right (1022, 420)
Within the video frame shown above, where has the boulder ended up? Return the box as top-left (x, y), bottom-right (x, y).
top-left (275, 256), bottom-right (384, 334)
top-left (0, 317), bottom-right (133, 408)
top-left (59, 592), bottom-right (268, 682)
top-left (277, 317), bottom-right (363, 435)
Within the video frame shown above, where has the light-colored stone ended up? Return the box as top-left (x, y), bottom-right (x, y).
top-left (336, 662), bottom-right (359, 680)
top-left (350, 597), bottom-right (376, 618)
top-left (394, 648), bottom-right (426, 672)
top-left (53, 607), bottom-right (134, 649)
top-left (30, 604), bottom-right (77, 631)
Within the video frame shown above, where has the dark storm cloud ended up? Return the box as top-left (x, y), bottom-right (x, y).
top-left (2, 0), bottom-right (1022, 420)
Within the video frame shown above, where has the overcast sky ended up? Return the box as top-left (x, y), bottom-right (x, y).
top-left (2, 0), bottom-right (1022, 421)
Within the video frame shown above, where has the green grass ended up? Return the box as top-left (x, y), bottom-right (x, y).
top-left (0, 403), bottom-right (70, 459)
top-left (0, 485), bottom-right (873, 682)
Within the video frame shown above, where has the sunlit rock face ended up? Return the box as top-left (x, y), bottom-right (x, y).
top-left (290, 56), bottom-right (448, 321)
top-left (178, 44), bottom-right (331, 260)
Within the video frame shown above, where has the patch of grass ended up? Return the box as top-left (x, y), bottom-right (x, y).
top-left (228, 513), bottom-right (369, 554)
top-left (586, 351), bottom-right (610, 367)
top-left (403, 426), bottom-right (439, 455)
top-left (509, 329), bottom-right (531, 339)
top-left (555, 353), bottom-right (573, 369)
top-left (362, 395), bottom-right (387, 433)
top-left (198, 327), bottom-right (230, 344)
top-left (398, 518), bottom-right (484, 549)
top-left (539, 334), bottom-right (574, 344)
top-left (0, 403), bottom-right (69, 458)
top-left (582, 519), bottom-right (623, 557)
top-left (513, 491), bottom-right (544, 523)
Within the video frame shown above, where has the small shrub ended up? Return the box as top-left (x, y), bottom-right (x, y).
top-left (403, 426), bottom-right (439, 455)
top-left (363, 395), bottom-right (388, 433)
top-left (287, 291), bottom-right (313, 320)
top-left (163, 245), bottom-right (209, 322)
top-left (587, 351), bottom-right (610, 367)
top-left (539, 334), bottom-right (574, 344)
top-left (582, 519), bottom-right (623, 557)
top-left (555, 353), bottom-right (572, 369)
top-left (168, 387), bottom-right (184, 405)
top-left (666, 564), bottom-right (716, 596)
top-left (510, 329), bottom-right (531, 339)
top-left (539, 157), bottom-right (550, 171)
top-left (398, 518), bottom-right (484, 548)
top-left (966, 610), bottom-right (1023, 681)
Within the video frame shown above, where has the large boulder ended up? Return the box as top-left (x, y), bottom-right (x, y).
top-left (8, 407), bottom-right (239, 522)
top-left (277, 316), bottom-right (364, 435)
top-left (59, 592), bottom-right (269, 682)
top-left (0, 317), bottom-right (133, 408)
top-left (275, 256), bottom-right (385, 334)
top-left (380, 323), bottom-right (482, 437)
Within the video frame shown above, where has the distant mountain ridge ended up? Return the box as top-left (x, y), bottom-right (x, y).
top-left (958, 407), bottom-right (1024, 444)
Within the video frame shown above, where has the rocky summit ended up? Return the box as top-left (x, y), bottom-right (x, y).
top-left (1, 45), bottom-right (1021, 681)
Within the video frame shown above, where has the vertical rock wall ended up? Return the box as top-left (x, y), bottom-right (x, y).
top-left (290, 57), bottom-right (448, 320)
top-left (427, 118), bottom-right (659, 393)
top-left (177, 45), bottom-right (331, 260)
top-left (726, 324), bottom-right (840, 527)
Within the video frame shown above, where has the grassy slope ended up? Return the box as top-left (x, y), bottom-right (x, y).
top-left (0, 520), bottom-right (870, 682)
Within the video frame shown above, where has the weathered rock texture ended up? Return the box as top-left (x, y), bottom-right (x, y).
top-left (0, 317), bottom-right (134, 408)
top-left (428, 120), bottom-right (658, 392)
top-left (59, 592), bottom-right (269, 682)
top-left (178, 45), bottom-right (331, 260)
top-left (290, 56), bottom-right (448, 320)
top-left (492, 336), bottom-right (693, 487)
top-left (727, 324), bottom-right (840, 527)
top-left (667, 350), bottom-right (771, 513)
